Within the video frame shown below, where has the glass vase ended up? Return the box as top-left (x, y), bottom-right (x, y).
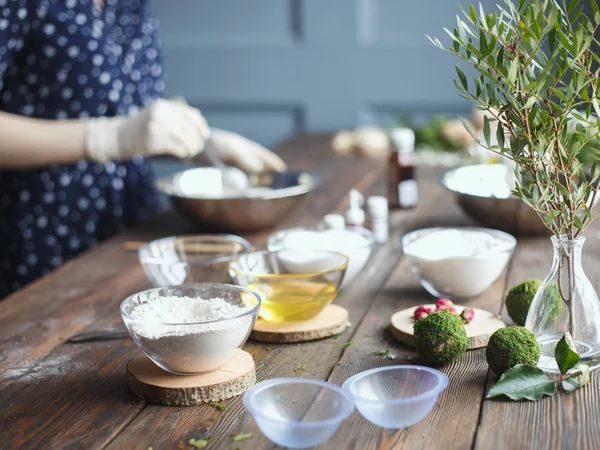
top-left (525, 235), bottom-right (600, 373)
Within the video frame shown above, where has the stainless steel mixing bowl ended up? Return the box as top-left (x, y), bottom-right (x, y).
top-left (155, 167), bottom-right (319, 232)
top-left (441, 164), bottom-right (550, 236)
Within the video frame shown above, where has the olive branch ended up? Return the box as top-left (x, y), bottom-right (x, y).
top-left (429, 0), bottom-right (600, 240)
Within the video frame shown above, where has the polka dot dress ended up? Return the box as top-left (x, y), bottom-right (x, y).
top-left (0, 0), bottom-right (164, 298)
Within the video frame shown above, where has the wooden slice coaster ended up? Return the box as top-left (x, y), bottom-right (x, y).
top-left (126, 349), bottom-right (255, 406)
top-left (251, 304), bottom-right (350, 343)
top-left (390, 305), bottom-right (505, 350)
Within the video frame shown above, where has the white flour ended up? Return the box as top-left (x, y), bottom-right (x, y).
top-left (126, 296), bottom-right (254, 374)
top-left (403, 228), bottom-right (515, 299)
top-left (269, 228), bottom-right (373, 287)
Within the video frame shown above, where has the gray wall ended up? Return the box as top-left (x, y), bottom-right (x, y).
top-left (152, 0), bottom-right (497, 148)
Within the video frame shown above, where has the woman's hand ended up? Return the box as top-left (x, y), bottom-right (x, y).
top-left (208, 128), bottom-right (286, 173)
top-left (85, 99), bottom-right (209, 162)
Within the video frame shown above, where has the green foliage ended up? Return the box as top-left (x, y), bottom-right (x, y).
top-left (486, 331), bottom-right (593, 401)
top-left (413, 310), bottom-right (468, 365)
top-left (505, 279), bottom-right (542, 325)
top-left (430, 0), bottom-right (600, 238)
top-left (486, 364), bottom-right (556, 400)
top-left (485, 326), bottom-right (541, 375)
top-left (555, 331), bottom-right (580, 374)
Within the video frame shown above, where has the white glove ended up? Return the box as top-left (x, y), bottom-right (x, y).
top-left (208, 128), bottom-right (286, 173)
top-left (84, 99), bottom-right (209, 162)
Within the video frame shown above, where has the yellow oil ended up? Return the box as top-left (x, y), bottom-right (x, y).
top-left (246, 278), bottom-right (338, 322)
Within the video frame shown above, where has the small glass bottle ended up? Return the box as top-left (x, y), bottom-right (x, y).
top-left (367, 196), bottom-right (389, 244)
top-left (345, 189), bottom-right (365, 229)
top-left (388, 128), bottom-right (418, 209)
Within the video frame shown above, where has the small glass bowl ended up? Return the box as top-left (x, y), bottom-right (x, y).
top-left (120, 283), bottom-right (261, 375)
top-left (243, 378), bottom-right (355, 449)
top-left (229, 250), bottom-right (348, 322)
top-left (267, 227), bottom-right (374, 288)
top-left (402, 227), bottom-right (516, 300)
top-left (138, 234), bottom-right (251, 287)
top-left (342, 365), bottom-right (448, 429)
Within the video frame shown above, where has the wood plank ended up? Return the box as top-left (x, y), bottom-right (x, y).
top-left (473, 228), bottom-right (600, 450)
top-left (104, 166), bottom-right (464, 449)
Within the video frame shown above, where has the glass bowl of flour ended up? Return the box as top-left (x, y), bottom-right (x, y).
top-left (120, 283), bottom-right (261, 375)
top-left (267, 227), bottom-right (374, 288)
top-left (402, 227), bottom-right (516, 300)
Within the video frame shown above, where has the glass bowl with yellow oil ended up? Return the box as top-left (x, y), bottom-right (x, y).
top-left (229, 250), bottom-right (348, 323)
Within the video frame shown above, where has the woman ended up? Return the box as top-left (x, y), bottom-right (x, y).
top-left (0, 0), bottom-right (285, 298)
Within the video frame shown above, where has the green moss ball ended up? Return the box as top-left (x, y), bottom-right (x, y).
top-left (505, 279), bottom-right (563, 326)
top-left (485, 326), bottom-right (540, 375)
top-left (505, 279), bottom-right (542, 326)
top-left (413, 310), bottom-right (468, 365)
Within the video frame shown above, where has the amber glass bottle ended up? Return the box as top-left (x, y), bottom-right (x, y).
top-left (387, 128), bottom-right (418, 209)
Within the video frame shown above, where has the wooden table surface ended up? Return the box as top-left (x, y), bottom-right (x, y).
top-left (2, 134), bottom-right (600, 450)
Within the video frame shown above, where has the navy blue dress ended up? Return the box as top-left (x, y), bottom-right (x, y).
top-left (0, 0), bottom-right (164, 298)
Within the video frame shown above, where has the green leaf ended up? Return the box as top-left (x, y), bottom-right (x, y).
top-left (483, 115), bottom-right (491, 146)
top-left (523, 96), bottom-right (537, 110)
top-left (562, 363), bottom-right (591, 393)
top-left (592, 0), bottom-right (599, 17)
top-left (456, 66), bottom-right (468, 90)
top-left (232, 434), bottom-right (252, 442)
top-left (486, 364), bottom-right (556, 401)
top-left (508, 57), bottom-right (519, 85)
top-left (555, 332), bottom-right (581, 374)
top-left (497, 122), bottom-right (506, 149)
top-left (470, 4), bottom-right (477, 23)
top-left (189, 438), bottom-right (209, 449)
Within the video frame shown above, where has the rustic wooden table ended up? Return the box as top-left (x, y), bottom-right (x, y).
top-left (1, 134), bottom-right (599, 450)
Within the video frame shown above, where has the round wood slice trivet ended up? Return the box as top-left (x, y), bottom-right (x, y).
top-left (390, 305), bottom-right (505, 350)
top-left (126, 349), bottom-right (255, 406)
top-left (250, 304), bottom-right (350, 343)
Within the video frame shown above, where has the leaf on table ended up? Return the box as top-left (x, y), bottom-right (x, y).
top-left (189, 438), bottom-right (209, 449)
top-left (555, 331), bottom-right (580, 374)
top-left (232, 433), bottom-right (252, 442)
top-left (562, 363), bottom-right (591, 394)
top-left (486, 364), bottom-right (556, 401)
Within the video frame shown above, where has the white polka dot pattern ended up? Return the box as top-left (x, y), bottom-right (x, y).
top-left (0, 0), bottom-right (163, 298)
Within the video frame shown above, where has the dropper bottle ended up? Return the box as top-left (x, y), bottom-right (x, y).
top-left (345, 189), bottom-right (365, 229)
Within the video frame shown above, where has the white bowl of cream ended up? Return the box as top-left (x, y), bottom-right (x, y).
top-left (267, 227), bottom-right (374, 288)
top-left (402, 227), bottom-right (516, 300)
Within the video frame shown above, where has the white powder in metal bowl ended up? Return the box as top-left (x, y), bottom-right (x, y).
top-left (126, 296), bottom-right (255, 374)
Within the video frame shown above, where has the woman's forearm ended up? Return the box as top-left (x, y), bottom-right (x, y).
top-left (0, 111), bottom-right (86, 169)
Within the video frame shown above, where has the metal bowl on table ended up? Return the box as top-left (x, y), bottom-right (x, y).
top-left (441, 164), bottom-right (550, 236)
top-left (155, 167), bottom-right (319, 232)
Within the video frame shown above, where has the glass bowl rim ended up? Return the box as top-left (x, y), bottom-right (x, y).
top-left (120, 282), bottom-right (261, 326)
top-left (243, 377), bottom-right (355, 428)
top-left (229, 249), bottom-right (349, 278)
top-left (342, 365), bottom-right (449, 405)
top-left (401, 226), bottom-right (517, 258)
top-left (138, 234), bottom-right (252, 266)
top-left (267, 226), bottom-right (375, 251)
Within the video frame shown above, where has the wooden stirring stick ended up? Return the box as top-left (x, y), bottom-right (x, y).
top-left (122, 241), bottom-right (243, 253)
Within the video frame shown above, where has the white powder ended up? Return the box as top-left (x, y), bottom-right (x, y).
top-left (126, 296), bottom-right (255, 374)
top-left (404, 229), bottom-right (505, 260)
top-left (270, 228), bottom-right (373, 287)
top-left (403, 228), bottom-right (515, 299)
